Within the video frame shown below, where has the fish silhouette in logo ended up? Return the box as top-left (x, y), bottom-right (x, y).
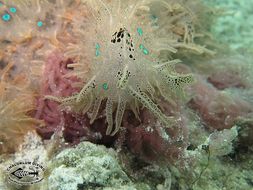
top-left (11, 168), bottom-right (39, 179)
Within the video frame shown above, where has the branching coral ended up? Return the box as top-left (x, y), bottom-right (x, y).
top-left (46, 0), bottom-right (212, 136)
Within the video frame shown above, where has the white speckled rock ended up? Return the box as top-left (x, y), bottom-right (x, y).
top-left (46, 142), bottom-right (136, 190)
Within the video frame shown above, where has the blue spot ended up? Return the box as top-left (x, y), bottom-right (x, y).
top-left (10, 7), bottom-right (17, 13)
top-left (95, 43), bottom-right (101, 57)
top-left (102, 83), bottom-right (109, 90)
top-left (0, 3), bottom-right (3, 7)
top-left (137, 27), bottom-right (143, 36)
top-left (143, 48), bottom-right (149, 55)
top-left (95, 50), bottom-right (100, 57)
top-left (37, 21), bottom-right (43, 27)
top-left (2, 13), bottom-right (11, 22)
top-left (95, 43), bottom-right (100, 49)
top-left (139, 44), bottom-right (149, 55)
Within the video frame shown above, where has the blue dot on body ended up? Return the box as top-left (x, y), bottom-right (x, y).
top-left (137, 27), bottom-right (143, 36)
top-left (95, 43), bottom-right (101, 57)
top-left (102, 83), bottom-right (109, 90)
top-left (10, 7), bottom-right (17, 13)
top-left (37, 21), bottom-right (43, 27)
top-left (96, 43), bottom-right (100, 49)
top-left (139, 44), bottom-right (149, 55)
top-left (95, 50), bottom-right (100, 57)
top-left (2, 13), bottom-right (11, 22)
top-left (143, 48), bottom-right (149, 55)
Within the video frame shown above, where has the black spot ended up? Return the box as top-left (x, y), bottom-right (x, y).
top-left (111, 39), bottom-right (116, 43)
top-left (175, 78), bottom-right (179, 85)
top-left (187, 144), bottom-right (196, 150)
top-left (129, 54), bottom-right (133, 58)
top-left (202, 145), bottom-right (209, 152)
top-left (117, 31), bottom-right (122, 38)
top-left (117, 38), bottom-right (121, 42)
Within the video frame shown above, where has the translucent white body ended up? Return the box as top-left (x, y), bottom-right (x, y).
top-left (46, 0), bottom-right (212, 135)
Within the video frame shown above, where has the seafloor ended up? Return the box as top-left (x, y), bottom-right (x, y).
top-left (0, 0), bottom-right (253, 190)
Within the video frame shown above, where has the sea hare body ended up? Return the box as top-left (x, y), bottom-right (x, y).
top-left (46, 0), bottom-right (210, 136)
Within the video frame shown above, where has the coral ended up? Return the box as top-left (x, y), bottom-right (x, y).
top-left (35, 51), bottom-right (81, 138)
top-left (0, 39), bottom-right (45, 155)
top-left (204, 56), bottom-right (253, 90)
top-left (207, 70), bottom-right (247, 90)
top-left (0, 39), bottom-right (54, 88)
top-left (46, 0), bottom-right (212, 136)
top-left (0, 0), bottom-right (73, 42)
top-left (187, 77), bottom-right (252, 130)
top-left (206, 126), bottom-right (238, 157)
top-left (0, 79), bottom-right (41, 154)
top-left (180, 152), bottom-right (253, 190)
top-left (122, 101), bottom-right (189, 163)
top-left (171, 126), bottom-right (253, 190)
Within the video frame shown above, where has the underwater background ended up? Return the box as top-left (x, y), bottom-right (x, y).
top-left (0, 0), bottom-right (253, 190)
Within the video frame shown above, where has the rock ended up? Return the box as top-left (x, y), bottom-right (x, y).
top-left (45, 142), bottom-right (135, 190)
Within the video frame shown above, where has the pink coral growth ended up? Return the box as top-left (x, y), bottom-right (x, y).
top-left (35, 51), bottom-right (80, 139)
top-left (207, 70), bottom-right (247, 90)
top-left (123, 100), bottom-right (189, 164)
top-left (188, 76), bottom-right (252, 130)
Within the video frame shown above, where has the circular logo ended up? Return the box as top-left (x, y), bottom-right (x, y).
top-left (6, 161), bottom-right (45, 185)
